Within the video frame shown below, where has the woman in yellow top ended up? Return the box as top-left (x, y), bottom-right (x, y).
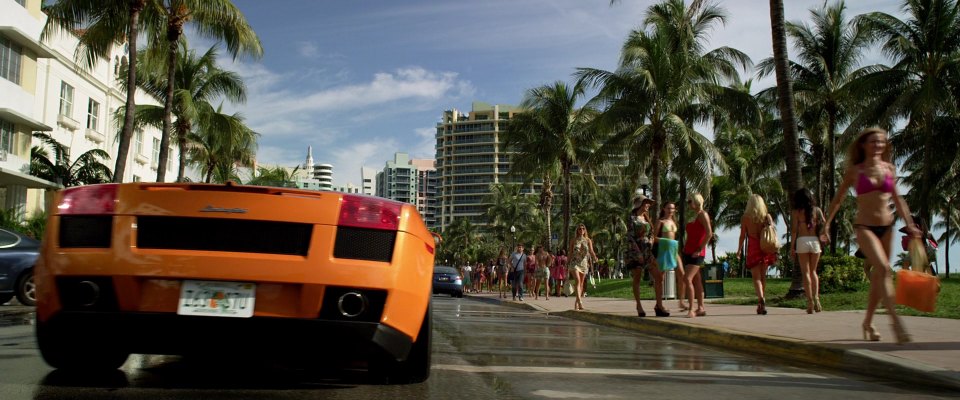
top-left (568, 224), bottom-right (599, 311)
top-left (653, 202), bottom-right (686, 312)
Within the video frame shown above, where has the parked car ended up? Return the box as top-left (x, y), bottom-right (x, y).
top-left (35, 183), bottom-right (436, 383)
top-left (432, 266), bottom-right (463, 297)
top-left (0, 228), bottom-right (39, 306)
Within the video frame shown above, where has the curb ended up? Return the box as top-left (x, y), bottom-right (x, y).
top-left (465, 295), bottom-right (960, 392)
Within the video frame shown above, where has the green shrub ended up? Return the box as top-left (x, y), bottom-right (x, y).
top-left (818, 254), bottom-right (868, 292)
top-left (716, 252), bottom-right (743, 278)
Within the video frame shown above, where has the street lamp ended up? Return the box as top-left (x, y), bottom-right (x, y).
top-left (510, 225), bottom-right (516, 251)
top-left (638, 173), bottom-right (650, 197)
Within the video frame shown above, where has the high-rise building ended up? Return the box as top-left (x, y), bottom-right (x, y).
top-left (435, 102), bottom-right (522, 230)
top-left (411, 158), bottom-right (438, 229)
top-left (360, 167), bottom-right (376, 195)
top-left (376, 152), bottom-right (417, 205)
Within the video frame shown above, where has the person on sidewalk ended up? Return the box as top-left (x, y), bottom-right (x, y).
top-left (552, 249), bottom-right (568, 297)
top-left (510, 244), bottom-right (528, 301)
top-left (736, 194), bottom-right (777, 315)
top-left (533, 245), bottom-right (553, 300)
top-left (682, 193), bottom-right (711, 318)
top-left (497, 248), bottom-right (509, 298)
top-left (524, 247), bottom-right (536, 297)
top-left (823, 128), bottom-right (917, 344)
top-left (653, 201), bottom-right (686, 312)
top-left (568, 224), bottom-right (599, 311)
top-left (791, 188), bottom-right (825, 314)
top-left (626, 194), bottom-right (669, 317)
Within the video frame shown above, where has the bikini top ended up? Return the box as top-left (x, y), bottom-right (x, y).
top-left (660, 221), bottom-right (676, 234)
top-left (855, 167), bottom-right (894, 195)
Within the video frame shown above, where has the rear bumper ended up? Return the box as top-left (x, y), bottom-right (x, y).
top-left (42, 310), bottom-right (414, 361)
top-left (432, 282), bottom-right (463, 295)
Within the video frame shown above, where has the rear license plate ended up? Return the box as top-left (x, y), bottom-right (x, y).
top-left (437, 276), bottom-right (450, 282)
top-left (178, 280), bottom-right (256, 318)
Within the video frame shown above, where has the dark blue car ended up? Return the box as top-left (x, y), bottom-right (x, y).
top-left (433, 266), bottom-right (463, 298)
top-left (0, 228), bottom-right (39, 306)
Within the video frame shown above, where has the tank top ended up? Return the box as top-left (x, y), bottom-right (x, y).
top-left (683, 214), bottom-right (708, 257)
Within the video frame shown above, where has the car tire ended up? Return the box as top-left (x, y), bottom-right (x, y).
top-left (455, 291), bottom-right (463, 298)
top-left (15, 269), bottom-right (36, 306)
top-left (368, 304), bottom-right (432, 384)
top-left (36, 320), bottom-right (130, 370)
top-left (0, 293), bottom-right (13, 305)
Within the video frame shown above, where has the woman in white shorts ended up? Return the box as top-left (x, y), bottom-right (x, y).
top-left (791, 188), bottom-right (825, 314)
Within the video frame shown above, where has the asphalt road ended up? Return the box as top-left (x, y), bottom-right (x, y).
top-left (0, 298), bottom-right (954, 399)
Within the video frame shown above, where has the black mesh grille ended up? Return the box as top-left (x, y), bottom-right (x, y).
top-left (60, 216), bottom-right (112, 248)
top-left (137, 217), bottom-right (312, 255)
top-left (333, 227), bottom-right (395, 262)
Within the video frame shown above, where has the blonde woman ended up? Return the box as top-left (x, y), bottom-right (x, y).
top-left (736, 194), bottom-right (776, 315)
top-left (823, 128), bottom-right (916, 343)
top-left (682, 193), bottom-right (712, 318)
top-left (568, 224), bottom-right (599, 311)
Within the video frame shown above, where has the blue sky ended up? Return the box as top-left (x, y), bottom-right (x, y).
top-left (190, 0), bottom-right (960, 268)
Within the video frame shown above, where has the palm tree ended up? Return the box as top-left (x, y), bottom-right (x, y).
top-left (126, 43), bottom-right (247, 182)
top-left (42, 0), bottom-right (152, 182)
top-left (854, 0), bottom-right (960, 228)
top-left (502, 81), bottom-right (601, 250)
top-left (758, 0), bottom-right (874, 250)
top-left (30, 133), bottom-right (113, 187)
top-left (187, 104), bottom-right (258, 183)
top-left (768, 0), bottom-right (805, 203)
top-left (579, 0), bottom-right (754, 214)
top-left (247, 166), bottom-right (299, 188)
top-left (149, 0), bottom-right (263, 182)
top-left (484, 183), bottom-right (538, 249)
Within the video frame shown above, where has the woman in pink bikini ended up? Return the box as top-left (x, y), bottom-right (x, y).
top-left (824, 128), bottom-right (918, 344)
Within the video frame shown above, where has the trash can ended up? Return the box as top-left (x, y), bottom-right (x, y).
top-left (663, 269), bottom-right (676, 299)
top-left (701, 263), bottom-right (724, 298)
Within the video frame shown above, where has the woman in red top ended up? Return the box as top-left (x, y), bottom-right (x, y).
top-left (552, 249), bottom-right (568, 297)
top-left (682, 193), bottom-right (712, 318)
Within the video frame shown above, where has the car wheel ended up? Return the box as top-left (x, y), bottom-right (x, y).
top-left (455, 291), bottom-right (463, 298)
top-left (15, 269), bottom-right (36, 306)
top-left (36, 320), bottom-right (129, 370)
top-left (0, 293), bottom-right (13, 305)
top-left (368, 304), bottom-right (432, 384)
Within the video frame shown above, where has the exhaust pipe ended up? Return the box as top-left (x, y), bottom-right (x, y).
top-left (337, 291), bottom-right (368, 318)
top-left (76, 280), bottom-right (101, 307)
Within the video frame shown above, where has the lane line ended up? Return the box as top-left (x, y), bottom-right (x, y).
top-left (432, 364), bottom-right (827, 380)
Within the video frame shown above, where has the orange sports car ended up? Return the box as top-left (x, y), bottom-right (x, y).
top-left (34, 182), bottom-right (436, 383)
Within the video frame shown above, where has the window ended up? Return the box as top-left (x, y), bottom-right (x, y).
top-left (0, 36), bottom-right (23, 84)
top-left (132, 175), bottom-right (141, 182)
top-left (0, 118), bottom-right (14, 153)
top-left (59, 82), bottom-right (74, 118)
top-left (152, 138), bottom-right (160, 166)
top-left (86, 99), bottom-right (100, 131)
top-left (14, 0), bottom-right (26, 7)
top-left (135, 130), bottom-right (144, 155)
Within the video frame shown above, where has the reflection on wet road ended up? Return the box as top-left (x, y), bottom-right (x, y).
top-left (0, 298), bottom-right (954, 399)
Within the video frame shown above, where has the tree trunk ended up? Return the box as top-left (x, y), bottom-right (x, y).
top-left (827, 106), bottom-right (838, 253)
top-left (770, 0), bottom-right (804, 297)
top-left (540, 174), bottom-right (553, 250)
top-left (176, 119), bottom-right (190, 181)
top-left (562, 160), bottom-right (572, 254)
top-left (158, 13), bottom-right (184, 183)
top-left (113, 0), bottom-right (146, 183)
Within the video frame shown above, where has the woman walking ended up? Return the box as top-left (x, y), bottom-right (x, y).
top-left (824, 128), bottom-right (916, 343)
top-left (682, 193), bottom-right (711, 318)
top-left (791, 188), bottom-right (825, 314)
top-left (533, 246), bottom-right (553, 300)
top-left (736, 194), bottom-right (777, 315)
top-left (552, 249), bottom-right (568, 297)
top-left (626, 194), bottom-right (669, 317)
top-left (568, 224), bottom-right (599, 311)
top-left (497, 249), bottom-right (509, 298)
top-left (653, 202), bottom-right (686, 311)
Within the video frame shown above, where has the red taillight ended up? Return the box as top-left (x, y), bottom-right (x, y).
top-left (425, 243), bottom-right (434, 254)
top-left (338, 195), bottom-right (401, 230)
top-left (57, 184), bottom-right (119, 215)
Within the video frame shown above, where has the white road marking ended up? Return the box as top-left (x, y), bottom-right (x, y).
top-left (530, 389), bottom-right (621, 399)
top-left (432, 364), bottom-right (826, 380)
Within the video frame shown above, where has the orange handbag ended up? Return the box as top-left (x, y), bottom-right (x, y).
top-left (895, 238), bottom-right (940, 313)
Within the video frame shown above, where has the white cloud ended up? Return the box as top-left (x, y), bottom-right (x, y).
top-left (297, 41), bottom-right (319, 58)
top-left (329, 139), bottom-right (400, 186)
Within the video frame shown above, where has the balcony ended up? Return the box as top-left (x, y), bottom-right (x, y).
top-left (84, 128), bottom-right (105, 143)
top-left (135, 153), bottom-right (149, 165)
top-left (57, 114), bottom-right (80, 131)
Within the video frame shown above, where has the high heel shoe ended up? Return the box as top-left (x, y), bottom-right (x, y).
top-left (893, 323), bottom-right (911, 344)
top-left (637, 307), bottom-right (646, 317)
top-left (757, 299), bottom-right (768, 315)
top-left (806, 299), bottom-right (814, 314)
top-left (654, 305), bottom-right (670, 317)
top-left (862, 323), bottom-right (881, 342)
top-left (814, 297), bottom-right (822, 313)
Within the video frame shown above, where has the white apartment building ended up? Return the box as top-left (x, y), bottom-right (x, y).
top-left (2, 0), bottom-right (183, 218)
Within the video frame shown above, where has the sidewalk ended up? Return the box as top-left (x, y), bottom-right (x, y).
top-left (467, 290), bottom-right (960, 391)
